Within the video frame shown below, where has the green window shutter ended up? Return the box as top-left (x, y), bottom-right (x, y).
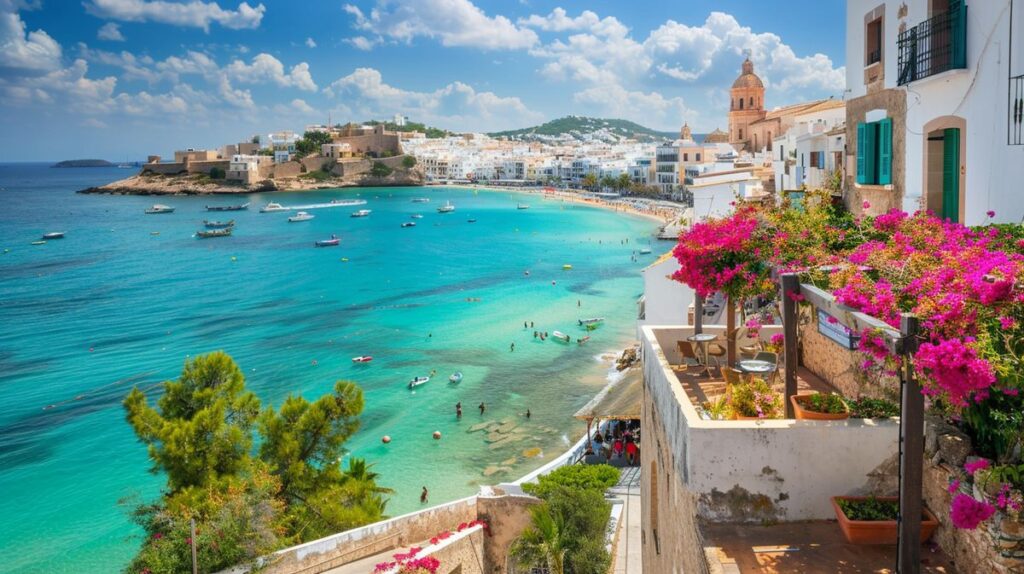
top-left (942, 128), bottom-right (961, 221)
top-left (856, 123), bottom-right (867, 184)
top-left (878, 118), bottom-right (892, 185)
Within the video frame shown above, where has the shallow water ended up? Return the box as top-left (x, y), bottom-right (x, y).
top-left (0, 164), bottom-right (658, 572)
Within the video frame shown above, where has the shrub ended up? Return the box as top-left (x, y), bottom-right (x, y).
top-left (208, 167), bottom-right (225, 179)
top-left (847, 397), bottom-right (900, 418)
top-left (402, 155), bottom-right (417, 168)
top-left (370, 161), bottom-right (393, 178)
top-left (522, 464), bottom-right (619, 499)
top-left (799, 393), bottom-right (848, 414)
top-left (837, 497), bottom-right (899, 521)
top-left (730, 378), bottom-right (783, 419)
top-left (300, 170), bottom-right (331, 182)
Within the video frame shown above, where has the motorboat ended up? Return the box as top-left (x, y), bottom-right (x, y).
top-left (401, 222), bottom-right (416, 228)
top-left (315, 234), bottom-right (340, 247)
top-left (41, 232), bottom-right (64, 240)
top-left (449, 372), bottom-right (463, 384)
top-left (31, 240), bottom-right (46, 245)
top-left (206, 203), bottom-right (249, 211)
top-left (517, 203), bottom-right (530, 210)
top-left (552, 331), bottom-right (571, 343)
top-left (408, 376), bottom-right (430, 389)
top-left (196, 228), bottom-right (232, 238)
top-left (467, 218), bottom-right (477, 223)
top-left (352, 356), bottom-right (373, 363)
top-left (563, 264), bottom-right (573, 270)
top-left (639, 247), bottom-right (652, 254)
top-left (578, 317), bottom-right (605, 326)
top-left (260, 202), bottom-right (289, 213)
top-left (351, 209), bottom-right (372, 218)
top-left (411, 197), bottom-right (430, 203)
top-left (145, 204), bottom-right (175, 214)
top-left (288, 211), bottom-right (314, 222)
top-left (437, 201), bottom-right (455, 213)
top-left (411, 214), bottom-right (424, 219)
top-left (203, 220), bottom-right (234, 229)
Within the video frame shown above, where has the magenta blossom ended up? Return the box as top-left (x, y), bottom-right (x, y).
top-left (964, 459), bottom-right (990, 475)
top-left (862, 200), bottom-right (871, 209)
top-left (950, 493), bottom-right (996, 529)
top-left (987, 210), bottom-right (996, 218)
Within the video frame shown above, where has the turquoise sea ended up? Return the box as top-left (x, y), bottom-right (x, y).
top-left (0, 163), bottom-right (657, 573)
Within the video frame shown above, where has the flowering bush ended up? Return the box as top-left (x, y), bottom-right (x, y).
top-left (672, 209), bottom-right (774, 299)
top-left (730, 378), bottom-right (783, 419)
top-left (374, 521), bottom-right (489, 573)
top-left (951, 493), bottom-right (996, 530)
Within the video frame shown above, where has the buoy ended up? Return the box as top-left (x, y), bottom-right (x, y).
top-left (341, 257), bottom-right (349, 262)
top-left (89, 347), bottom-right (94, 352)
top-left (524, 270), bottom-right (530, 276)
top-left (382, 435), bottom-right (392, 444)
top-left (551, 280), bottom-right (556, 286)
top-left (311, 359), bottom-right (318, 366)
top-left (433, 431), bottom-right (442, 440)
top-left (231, 256), bottom-right (237, 261)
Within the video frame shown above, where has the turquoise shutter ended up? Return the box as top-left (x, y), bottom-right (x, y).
top-left (878, 118), bottom-right (892, 185)
top-left (942, 128), bottom-right (961, 221)
top-left (856, 123), bottom-right (868, 184)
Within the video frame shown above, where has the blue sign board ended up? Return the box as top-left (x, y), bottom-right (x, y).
top-left (817, 309), bottom-right (860, 350)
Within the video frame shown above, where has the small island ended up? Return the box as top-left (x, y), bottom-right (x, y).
top-left (53, 159), bottom-right (115, 168)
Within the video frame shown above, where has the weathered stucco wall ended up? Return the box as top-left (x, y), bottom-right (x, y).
top-left (641, 325), bottom-right (900, 523)
top-left (271, 161), bottom-right (302, 179)
top-left (476, 494), bottom-right (538, 574)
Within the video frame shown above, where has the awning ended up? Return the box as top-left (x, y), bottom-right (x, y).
top-left (574, 368), bottom-right (642, 421)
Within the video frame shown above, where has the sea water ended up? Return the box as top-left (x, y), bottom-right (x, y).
top-left (0, 163), bottom-right (659, 573)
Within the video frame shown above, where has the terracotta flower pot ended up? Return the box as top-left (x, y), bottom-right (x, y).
top-left (831, 496), bottom-right (939, 545)
top-left (791, 394), bottom-right (850, 421)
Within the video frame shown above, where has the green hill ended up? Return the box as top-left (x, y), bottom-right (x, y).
top-left (488, 116), bottom-right (678, 141)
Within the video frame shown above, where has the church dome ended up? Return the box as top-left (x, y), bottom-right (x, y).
top-left (731, 58), bottom-right (764, 89)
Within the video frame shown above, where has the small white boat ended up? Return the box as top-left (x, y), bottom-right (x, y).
top-left (517, 203), bottom-right (530, 210)
top-left (552, 331), bottom-right (571, 343)
top-left (449, 372), bottom-right (463, 384)
top-left (411, 197), bottom-right (430, 203)
top-left (401, 222), bottom-right (416, 228)
top-left (145, 204), bottom-right (174, 214)
top-left (639, 247), bottom-right (652, 254)
top-left (288, 211), bottom-right (314, 222)
top-left (352, 356), bottom-right (373, 363)
top-left (351, 209), bottom-right (372, 218)
top-left (260, 202), bottom-right (289, 213)
top-left (408, 376), bottom-right (430, 389)
top-left (437, 201), bottom-right (455, 213)
top-left (578, 317), bottom-right (605, 326)
top-left (411, 214), bottom-right (424, 219)
top-left (41, 232), bottom-right (65, 240)
top-left (315, 234), bottom-right (340, 247)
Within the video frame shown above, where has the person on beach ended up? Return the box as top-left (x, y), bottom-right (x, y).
top-left (577, 300), bottom-right (581, 307)
top-left (533, 331), bottom-right (538, 339)
top-left (525, 409), bottom-right (531, 419)
top-left (510, 342), bottom-right (515, 352)
top-left (456, 402), bottom-right (462, 418)
top-left (613, 438), bottom-right (624, 459)
top-left (479, 402), bottom-right (486, 415)
top-left (524, 321), bottom-right (528, 329)
top-left (530, 321), bottom-right (534, 328)
top-left (421, 486), bottom-right (429, 504)
top-left (626, 437), bottom-right (638, 465)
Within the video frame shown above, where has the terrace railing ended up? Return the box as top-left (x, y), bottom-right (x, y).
top-left (897, 1), bottom-right (967, 85)
top-left (1010, 74), bottom-right (1024, 145)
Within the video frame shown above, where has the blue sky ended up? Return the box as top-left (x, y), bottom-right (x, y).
top-left (0, 0), bottom-right (846, 161)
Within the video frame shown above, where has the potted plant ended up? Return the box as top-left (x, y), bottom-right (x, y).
top-left (847, 397), bottom-right (900, 418)
top-left (729, 378), bottom-right (783, 420)
top-left (831, 496), bottom-right (939, 545)
top-left (790, 392), bottom-right (850, 420)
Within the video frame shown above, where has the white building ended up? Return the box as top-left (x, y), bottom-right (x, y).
top-left (845, 0), bottom-right (1024, 225)
top-left (393, 114), bottom-right (408, 127)
top-left (685, 164), bottom-right (764, 220)
top-left (227, 154), bottom-right (269, 184)
top-left (772, 113), bottom-right (846, 192)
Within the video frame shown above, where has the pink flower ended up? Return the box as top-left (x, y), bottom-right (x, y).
top-left (948, 479), bottom-right (961, 494)
top-left (987, 210), bottom-right (996, 218)
top-left (950, 493), bottom-right (996, 529)
top-left (153, 533), bottom-right (163, 540)
top-left (862, 200), bottom-right (871, 209)
top-left (964, 459), bottom-right (990, 475)
top-left (770, 333), bottom-right (784, 345)
top-left (1000, 317), bottom-right (1016, 329)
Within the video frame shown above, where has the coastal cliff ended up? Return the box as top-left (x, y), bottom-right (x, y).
top-left (78, 156), bottom-right (425, 195)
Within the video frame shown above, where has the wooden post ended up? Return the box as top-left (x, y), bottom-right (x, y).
top-left (190, 517), bottom-right (198, 574)
top-left (726, 295), bottom-right (736, 366)
top-left (781, 274), bottom-right (800, 418)
top-left (897, 314), bottom-right (922, 574)
top-left (694, 294), bottom-right (704, 335)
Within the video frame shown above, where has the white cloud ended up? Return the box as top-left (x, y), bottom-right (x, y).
top-left (518, 8), bottom-right (623, 36)
top-left (97, 22), bottom-right (125, 41)
top-left (346, 36), bottom-right (380, 51)
top-left (325, 67), bottom-right (542, 132)
top-left (273, 97), bottom-right (315, 116)
top-left (574, 84), bottom-right (698, 128)
top-left (0, 10), bottom-right (62, 74)
top-left (304, 37), bottom-right (316, 48)
top-left (343, 0), bottom-right (537, 50)
top-left (226, 53), bottom-right (317, 91)
top-left (81, 117), bottom-right (108, 128)
top-left (84, 0), bottom-right (265, 32)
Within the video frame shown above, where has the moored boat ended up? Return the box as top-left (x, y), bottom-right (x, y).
top-left (145, 204), bottom-right (175, 214)
top-left (437, 201), bottom-right (455, 213)
top-left (578, 317), bottom-right (605, 326)
top-left (552, 330), bottom-right (571, 343)
top-left (467, 218), bottom-right (477, 223)
top-left (408, 376), bottom-right (430, 388)
top-left (351, 209), bottom-right (372, 218)
top-left (315, 234), bottom-right (340, 247)
top-left (352, 356), bottom-right (373, 363)
top-left (203, 220), bottom-right (234, 229)
top-left (260, 202), bottom-right (288, 213)
top-left (517, 203), bottom-right (530, 210)
top-left (401, 222), bottom-right (416, 228)
top-left (41, 232), bottom-right (64, 240)
top-left (288, 211), bottom-right (314, 222)
top-left (206, 203), bottom-right (249, 211)
top-left (449, 372), bottom-right (463, 383)
top-left (639, 247), bottom-right (652, 254)
top-left (411, 197), bottom-right (430, 203)
top-left (196, 227), bottom-right (232, 238)
top-left (411, 214), bottom-right (424, 219)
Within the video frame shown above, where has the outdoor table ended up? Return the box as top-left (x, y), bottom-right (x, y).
top-left (737, 359), bottom-right (777, 383)
top-left (687, 333), bottom-right (718, 376)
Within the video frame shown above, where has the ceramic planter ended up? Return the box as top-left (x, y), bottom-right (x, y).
top-left (791, 394), bottom-right (850, 421)
top-left (831, 496), bottom-right (939, 545)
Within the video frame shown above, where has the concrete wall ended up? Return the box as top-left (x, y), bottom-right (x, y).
top-left (638, 256), bottom-right (692, 333)
top-left (331, 159), bottom-right (370, 177)
top-left (301, 156), bottom-right (331, 173)
top-left (271, 161), bottom-right (302, 179)
top-left (334, 132), bottom-right (402, 157)
top-left (641, 325), bottom-right (900, 523)
top-left (799, 317), bottom-right (899, 400)
top-left (142, 160), bottom-right (229, 176)
top-left (477, 495), bottom-right (539, 574)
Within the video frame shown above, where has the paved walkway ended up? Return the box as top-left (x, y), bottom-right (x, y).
top-left (610, 467), bottom-right (642, 574)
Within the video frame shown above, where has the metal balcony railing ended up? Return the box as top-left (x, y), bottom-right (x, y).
top-left (897, 1), bottom-right (967, 85)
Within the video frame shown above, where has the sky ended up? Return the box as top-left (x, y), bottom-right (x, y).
top-left (0, 0), bottom-right (847, 161)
